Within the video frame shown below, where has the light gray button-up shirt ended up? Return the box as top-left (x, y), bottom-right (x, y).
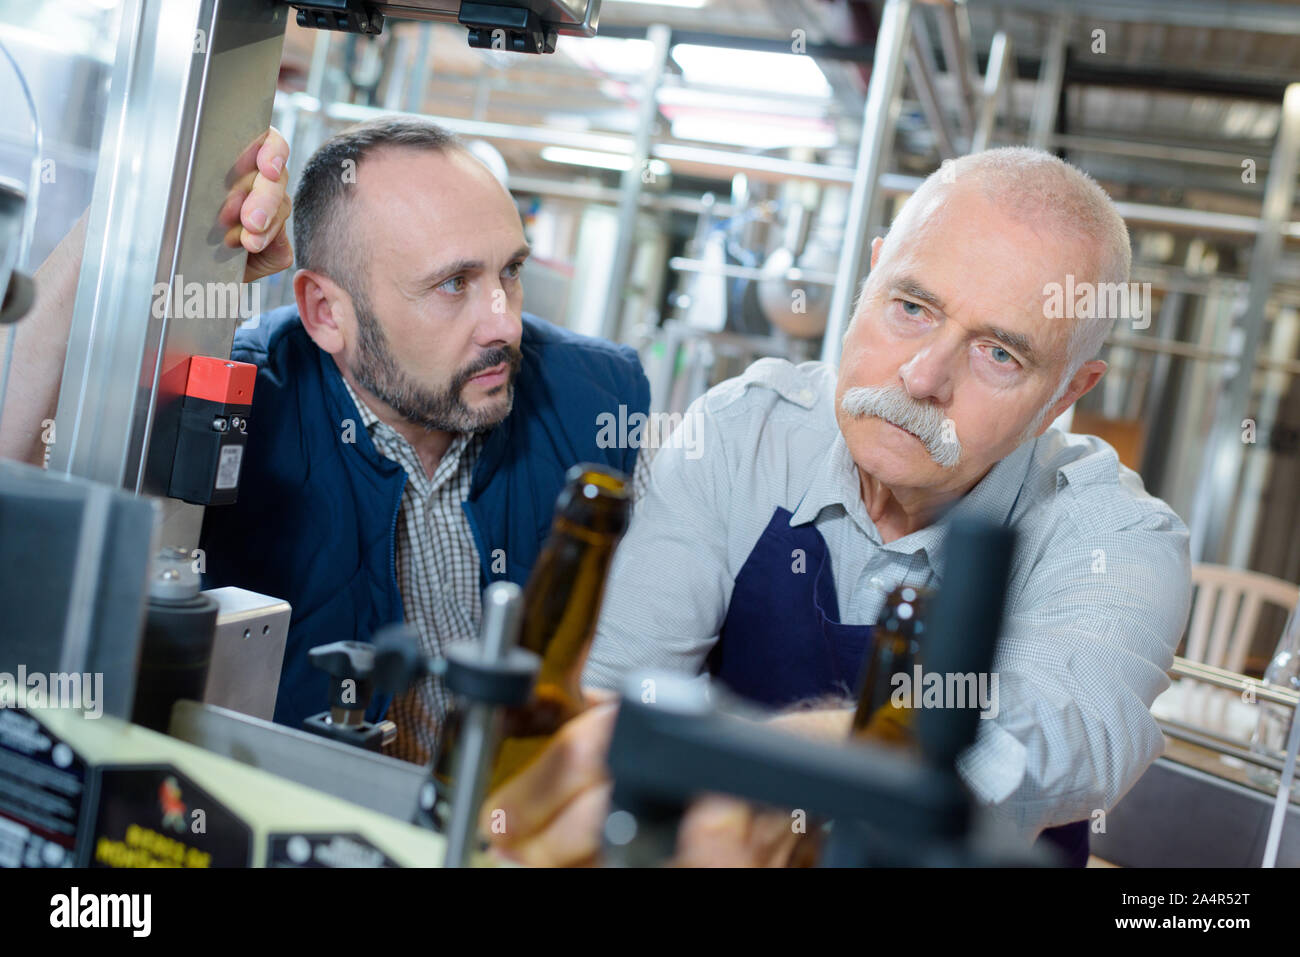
top-left (583, 357), bottom-right (1193, 845)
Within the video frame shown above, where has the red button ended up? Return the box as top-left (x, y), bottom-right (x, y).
top-left (185, 355), bottom-right (257, 405)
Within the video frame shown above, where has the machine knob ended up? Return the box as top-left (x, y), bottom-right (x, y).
top-left (308, 640), bottom-right (375, 681)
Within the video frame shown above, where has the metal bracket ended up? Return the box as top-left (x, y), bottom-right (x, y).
top-left (459, 2), bottom-right (556, 54)
top-left (292, 0), bottom-right (385, 35)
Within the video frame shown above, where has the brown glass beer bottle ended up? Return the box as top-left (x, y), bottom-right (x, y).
top-left (428, 463), bottom-right (632, 829)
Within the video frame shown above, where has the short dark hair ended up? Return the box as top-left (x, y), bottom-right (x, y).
top-left (292, 117), bottom-right (464, 300)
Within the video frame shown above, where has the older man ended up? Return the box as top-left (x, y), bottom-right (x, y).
top-left (486, 147), bottom-right (1192, 867)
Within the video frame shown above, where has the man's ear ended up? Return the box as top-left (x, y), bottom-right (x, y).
top-left (869, 236), bottom-right (885, 270)
top-left (1036, 359), bottom-right (1107, 437)
top-left (293, 269), bottom-right (348, 356)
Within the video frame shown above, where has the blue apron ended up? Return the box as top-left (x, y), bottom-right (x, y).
top-left (707, 507), bottom-right (1090, 867)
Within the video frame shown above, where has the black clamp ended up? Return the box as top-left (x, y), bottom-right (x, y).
top-left (302, 639), bottom-right (396, 751)
top-left (459, 2), bottom-right (557, 54)
top-left (443, 642), bottom-right (538, 706)
top-left (292, 0), bottom-right (384, 35)
top-left (370, 622), bottom-right (538, 708)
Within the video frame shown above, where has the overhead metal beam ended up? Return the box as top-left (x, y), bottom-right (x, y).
top-left (596, 23), bottom-right (876, 62)
top-left (290, 97), bottom-right (1300, 238)
top-left (1017, 54), bottom-right (1289, 103)
top-left (982, 0), bottom-right (1300, 35)
top-left (602, 19), bottom-right (1291, 101)
top-left (1051, 133), bottom-right (1273, 170)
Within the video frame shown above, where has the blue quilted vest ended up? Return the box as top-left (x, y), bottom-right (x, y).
top-left (199, 304), bottom-right (649, 729)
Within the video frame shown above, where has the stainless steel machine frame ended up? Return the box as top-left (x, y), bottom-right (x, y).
top-left (368, 0), bottom-right (600, 37)
top-left (50, 0), bottom-right (289, 560)
top-left (203, 586), bottom-right (291, 721)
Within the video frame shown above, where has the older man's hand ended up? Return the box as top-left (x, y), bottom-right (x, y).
top-left (668, 708), bottom-right (850, 867)
top-left (671, 796), bottom-right (809, 867)
top-left (477, 689), bottom-right (854, 867)
top-left (220, 126), bottom-right (294, 282)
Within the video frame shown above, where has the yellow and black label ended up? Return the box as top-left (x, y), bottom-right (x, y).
top-left (89, 765), bottom-right (252, 868)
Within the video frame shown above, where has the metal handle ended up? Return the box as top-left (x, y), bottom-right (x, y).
top-left (443, 581), bottom-right (526, 868)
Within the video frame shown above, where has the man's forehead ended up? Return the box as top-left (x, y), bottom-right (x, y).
top-left (352, 149), bottom-right (523, 247)
top-left (353, 147), bottom-right (521, 229)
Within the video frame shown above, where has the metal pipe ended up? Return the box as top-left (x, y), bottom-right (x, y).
top-left (820, 0), bottom-right (912, 366)
top-left (1029, 13), bottom-right (1069, 151)
top-left (287, 95), bottom-right (1300, 240)
top-left (1170, 656), bottom-right (1300, 709)
top-left (906, 8), bottom-right (955, 161)
top-left (935, 0), bottom-right (977, 139)
top-left (983, 0), bottom-right (1300, 34)
top-left (668, 256), bottom-right (837, 287)
top-left (404, 22), bottom-right (434, 113)
top-left (652, 142), bottom-right (856, 185)
top-left (595, 23), bottom-right (876, 62)
top-left (317, 93), bottom-right (636, 153)
top-left (1263, 677), bottom-right (1300, 866)
top-left (598, 23), bottom-right (671, 342)
top-left (1158, 720), bottom-right (1286, 773)
top-left (1052, 132), bottom-right (1272, 170)
top-left (971, 31), bottom-right (1012, 153)
top-left (1117, 199), bottom-right (1300, 240)
top-left (443, 582), bottom-right (524, 868)
top-left (1106, 333), bottom-right (1300, 376)
top-left (508, 174), bottom-right (738, 217)
top-left (1189, 82), bottom-right (1300, 563)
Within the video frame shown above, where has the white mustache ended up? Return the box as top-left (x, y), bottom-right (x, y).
top-left (840, 385), bottom-right (961, 468)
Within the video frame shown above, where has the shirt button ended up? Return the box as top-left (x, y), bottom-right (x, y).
top-left (869, 576), bottom-right (887, 591)
top-left (798, 389), bottom-right (814, 403)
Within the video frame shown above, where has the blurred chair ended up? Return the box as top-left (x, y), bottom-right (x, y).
top-left (1153, 564), bottom-right (1300, 739)
top-left (1069, 410), bottom-right (1145, 472)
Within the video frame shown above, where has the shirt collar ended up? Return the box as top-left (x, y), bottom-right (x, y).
top-left (340, 376), bottom-right (383, 433)
top-left (790, 430), bottom-right (869, 532)
top-left (339, 376), bottom-right (475, 481)
top-left (790, 428), bottom-right (1038, 581)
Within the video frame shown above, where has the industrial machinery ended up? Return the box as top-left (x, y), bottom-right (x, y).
top-left (288, 0), bottom-right (599, 50)
top-left (0, 179), bottom-right (33, 326)
top-left (0, 0), bottom-right (1132, 872)
top-left (0, 0), bottom-right (599, 870)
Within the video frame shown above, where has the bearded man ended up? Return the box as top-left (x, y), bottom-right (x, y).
top-left (199, 118), bottom-right (650, 761)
